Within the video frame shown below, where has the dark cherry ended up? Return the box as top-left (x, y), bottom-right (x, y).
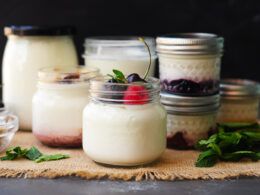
top-left (127, 73), bottom-right (146, 83)
top-left (167, 132), bottom-right (191, 150)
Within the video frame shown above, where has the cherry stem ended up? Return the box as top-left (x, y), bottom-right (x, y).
top-left (138, 37), bottom-right (151, 80)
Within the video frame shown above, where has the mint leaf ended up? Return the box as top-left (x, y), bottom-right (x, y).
top-left (25, 146), bottom-right (42, 160)
top-left (195, 149), bottom-right (218, 167)
top-left (0, 146), bottom-right (27, 160)
top-left (35, 154), bottom-right (70, 163)
top-left (221, 151), bottom-right (260, 161)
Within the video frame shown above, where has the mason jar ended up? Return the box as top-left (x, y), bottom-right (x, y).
top-left (2, 26), bottom-right (78, 131)
top-left (217, 79), bottom-right (260, 123)
top-left (83, 77), bottom-right (166, 166)
top-left (157, 33), bottom-right (224, 96)
top-left (83, 36), bottom-right (157, 76)
top-left (160, 93), bottom-right (220, 149)
top-left (32, 66), bottom-right (99, 147)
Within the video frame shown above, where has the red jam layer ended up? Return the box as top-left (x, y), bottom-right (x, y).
top-left (34, 132), bottom-right (82, 148)
top-left (167, 128), bottom-right (216, 150)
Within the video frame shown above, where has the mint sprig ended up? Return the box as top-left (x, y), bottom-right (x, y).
top-left (0, 146), bottom-right (69, 163)
top-left (195, 123), bottom-right (260, 167)
top-left (107, 69), bottom-right (127, 83)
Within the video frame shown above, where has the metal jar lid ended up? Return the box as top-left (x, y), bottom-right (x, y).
top-left (156, 33), bottom-right (224, 55)
top-left (160, 92), bottom-right (220, 115)
top-left (220, 79), bottom-right (260, 99)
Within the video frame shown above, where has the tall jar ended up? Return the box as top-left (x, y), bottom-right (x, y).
top-left (157, 33), bottom-right (224, 96)
top-left (32, 66), bottom-right (99, 147)
top-left (217, 79), bottom-right (260, 123)
top-left (83, 36), bottom-right (157, 76)
top-left (83, 77), bottom-right (166, 166)
top-left (160, 93), bottom-right (220, 149)
top-left (2, 26), bottom-right (78, 131)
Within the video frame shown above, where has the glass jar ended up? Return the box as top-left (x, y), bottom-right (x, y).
top-left (217, 79), bottom-right (260, 123)
top-left (157, 33), bottom-right (224, 96)
top-left (2, 26), bottom-right (78, 131)
top-left (83, 77), bottom-right (166, 166)
top-left (160, 93), bottom-right (220, 149)
top-left (32, 66), bottom-right (99, 147)
top-left (83, 36), bottom-right (157, 76)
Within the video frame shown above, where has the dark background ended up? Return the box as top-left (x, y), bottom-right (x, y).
top-left (0, 0), bottom-right (260, 81)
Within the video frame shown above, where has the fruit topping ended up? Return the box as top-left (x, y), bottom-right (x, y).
top-left (161, 79), bottom-right (219, 95)
top-left (123, 85), bottom-right (149, 105)
top-left (63, 73), bottom-right (80, 80)
top-left (127, 73), bottom-right (146, 83)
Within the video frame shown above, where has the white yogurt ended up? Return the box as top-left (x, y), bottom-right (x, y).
top-left (32, 66), bottom-right (99, 147)
top-left (83, 36), bottom-right (157, 76)
top-left (83, 102), bottom-right (166, 166)
top-left (3, 27), bottom-right (78, 130)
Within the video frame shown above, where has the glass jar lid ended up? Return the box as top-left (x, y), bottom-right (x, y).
top-left (4, 26), bottom-right (76, 36)
top-left (156, 33), bottom-right (224, 55)
top-left (160, 92), bottom-right (220, 114)
top-left (220, 79), bottom-right (260, 98)
top-left (38, 66), bottom-right (99, 84)
top-left (84, 36), bottom-right (156, 58)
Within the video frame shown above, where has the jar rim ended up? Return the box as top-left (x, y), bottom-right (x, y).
top-left (84, 36), bottom-right (155, 47)
top-left (160, 92), bottom-right (220, 114)
top-left (89, 76), bottom-right (160, 104)
top-left (156, 33), bottom-right (224, 55)
top-left (220, 79), bottom-right (260, 97)
top-left (38, 66), bottom-right (99, 84)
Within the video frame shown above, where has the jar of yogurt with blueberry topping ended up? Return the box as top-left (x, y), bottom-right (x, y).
top-left (160, 93), bottom-right (220, 149)
top-left (83, 74), bottom-right (166, 166)
top-left (83, 36), bottom-right (157, 76)
top-left (32, 66), bottom-right (99, 147)
top-left (217, 79), bottom-right (260, 123)
top-left (157, 33), bottom-right (224, 96)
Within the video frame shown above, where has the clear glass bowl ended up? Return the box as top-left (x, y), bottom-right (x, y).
top-left (0, 108), bottom-right (19, 153)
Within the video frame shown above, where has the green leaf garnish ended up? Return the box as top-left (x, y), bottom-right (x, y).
top-left (195, 122), bottom-right (260, 167)
top-left (0, 146), bottom-right (69, 163)
top-left (35, 154), bottom-right (70, 163)
top-left (107, 69), bottom-right (127, 83)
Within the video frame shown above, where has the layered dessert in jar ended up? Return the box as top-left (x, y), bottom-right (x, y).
top-left (2, 26), bottom-right (78, 130)
top-left (83, 72), bottom-right (166, 166)
top-left (32, 66), bottom-right (99, 147)
top-left (156, 33), bottom-right (224, 96)
top-left (83, 36), bottom-right (157, 76)
top-left (160, 93), bottom-right (220, 149)
top-left (217, 79), bottom-right (260, 123)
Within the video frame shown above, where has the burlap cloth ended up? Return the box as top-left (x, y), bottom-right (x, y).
top-left (0, 131), bottom-right (260, 181)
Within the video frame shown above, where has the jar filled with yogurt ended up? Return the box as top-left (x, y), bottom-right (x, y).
top-left (157, 33), bottom-right (224, 96)
top-left (83, 77), bottom-right (166, 166)
top-left (83, 36), bottom-right (157, 76)
top-left (217, 79), bottom-right (260, 123)
top-left (160, 93), bottom-right (220, 149)
top-left (32, 66), bottom-right (99, 147)
top-left (2, 26), bottom-right (78, 131)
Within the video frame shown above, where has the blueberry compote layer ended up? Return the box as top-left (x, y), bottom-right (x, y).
top-left (161, 79), bottom-right (219, 96)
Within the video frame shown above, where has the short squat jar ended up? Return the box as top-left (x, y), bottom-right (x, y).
top-left (32, 66), bottom-right (99, 147)
top-left (217, 79), bottom-right (260, 123)
top-left (157, 33), bottom-right (224, 96)
top-left (83, 36), bottom-right (157, 76)
top-left (160, 93), bottom-right (220, 149)
top-left (83, 77), bottom-right (166, 166)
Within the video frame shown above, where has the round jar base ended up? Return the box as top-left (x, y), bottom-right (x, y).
top-left (33, 132), bottom-right (82, 148)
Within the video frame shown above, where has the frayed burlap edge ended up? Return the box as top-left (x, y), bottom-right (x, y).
top-left (1, 168), bottom-right (260, 181)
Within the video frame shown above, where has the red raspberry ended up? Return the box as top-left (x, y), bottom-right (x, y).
top-left (123, 85), bottom-right (149, 105)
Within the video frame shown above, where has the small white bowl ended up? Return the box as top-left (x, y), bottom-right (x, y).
top-left (0, 108), bottom-right (19, 153)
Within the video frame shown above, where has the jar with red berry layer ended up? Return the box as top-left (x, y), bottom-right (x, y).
top-left (160, 93), bottom-right (220, 149)
top-left (32, 66), bottom-right (99, 147)
top-left (83, 77), bottom-right (166, 166)
top-left (217, 79), bottom-right (260, 123)
top-left (157, 33), bottom-right (224, 96)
